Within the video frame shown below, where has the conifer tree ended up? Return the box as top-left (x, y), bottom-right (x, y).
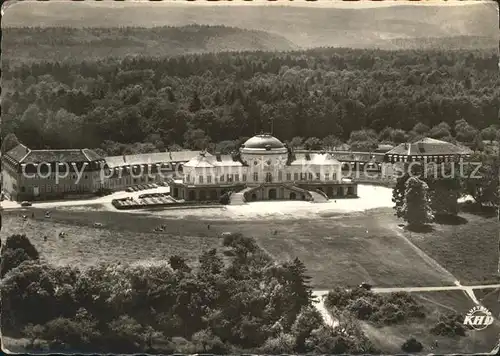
top-left (401, 177), bottom-right (434, 228)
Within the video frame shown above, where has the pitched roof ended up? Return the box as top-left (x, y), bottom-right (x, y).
top-left (290, 153), bottom-right (340, 166)
top-left (105, 150), bottom-right (206, 168)
top-left (386, 137), bottom-right (474, 156)
top-left (294, 149), bottom-right (385, 163)
top-left (5, 144), bottom-right (30, 162)
top-left (5, 144), bottom-right (103, 164)
top-left (184, 153), bottom-right (243, 168)
top-left (329, 151), bottom-right (385, 162)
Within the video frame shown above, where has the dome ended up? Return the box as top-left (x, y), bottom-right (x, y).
top-left (242, 134), bottom-right (285, 150)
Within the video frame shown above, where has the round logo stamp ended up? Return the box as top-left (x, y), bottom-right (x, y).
top-left (463, 306), bottom-right (494, 331)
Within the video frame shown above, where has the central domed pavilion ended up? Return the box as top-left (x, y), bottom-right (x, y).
top-left (169, 133), bottom-right (358, 203)
top-left (241, 134), bottom-right (287, 151)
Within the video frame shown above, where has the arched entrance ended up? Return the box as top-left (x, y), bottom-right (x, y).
top-left (289, 192), bottom-right (297, 200)
top-left (327, 187), bottom-right (333, 198)
top-left (301, 194), bottom-right (306, 200)
top-left (199, 190), bottom-right (207, 201)
top-left (210, 190), bottom-right (218, 200)
top-left (268, 189), bottom-right (277, 200)
top-left (347, 186), bottom-right (354, 195)
top-left (188, 190), bottom-right (196, 200)
top-left (251, 193), bottom-right (257, 201)
top-left (338, 187), bottom-right (344, 196)
top-left (173, 187), bottom-right (179, 198)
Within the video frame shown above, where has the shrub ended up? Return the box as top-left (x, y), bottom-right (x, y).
top-left (107, 315), bottom-right (146, 351)
top-left (42, 316), bottom-right (102, 352)
top-left (22, 323), bottom-right (46, 349)
top-left (222, 233), bottom-right (258, 257)
top-left (291, 306), bottom-right (324, 351)
top-left (191, 329), bottom-right (228, 354)
top-left (373, 302), bottom-right (405, 325)
top-left (305, 324), bottom-right (378, 354)
top-left (3, 234), bottom-right (39, 259)
top-left (1, 234), bottom-right (40, 277)
top-left (219, 192), bottom-right (230, 205)
top-left (401, 337), bottom-right (423, 353)
top-left (1, 248), bottom-right (32, 278)
top-left (168, 336), bottom-right (196, 354)
top-left (347, 297), bottom-right (375, 320)
top-left (430, 312), bottom-right (467, 337)
top-left (169, 255), bottom-right (190, 272)
top-left (1, 261), bottom-right (62, 330)
top-left (260, 333), bottom-right (295, 354)
top-left (326, 288), bottom-right (426, 327)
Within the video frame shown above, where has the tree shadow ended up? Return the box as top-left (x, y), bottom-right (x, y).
top-left (459, 202), bottom-right (497, 218)
top-left (434, 214), bottom-right (468, 226)
top-left (405, 224), bottom-right (434, 233)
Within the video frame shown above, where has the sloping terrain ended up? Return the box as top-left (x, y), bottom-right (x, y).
top-left (3, 2), bottom-right (497, 50)
top-left (2, 25), bottom-right (297, 62)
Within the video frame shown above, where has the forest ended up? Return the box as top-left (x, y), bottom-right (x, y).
top-left (2, 44), bottom-right (499, 156)
top-left (1, 233), bottom-right (378, 354)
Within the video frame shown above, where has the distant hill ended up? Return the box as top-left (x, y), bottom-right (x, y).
top-left (3, 2), bottom-right (498, 50)
top-left (387, 36), bottom-right (498, 51)
top-left (2, 25), bottom-right (298, 62)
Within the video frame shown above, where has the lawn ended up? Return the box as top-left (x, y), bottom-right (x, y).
top-left (475, 287), bottom-right (500, 318)
top-left (404, 213), bottom-right (499, 285)
top-left (2, 207), bottom-right (454, 289)
top-left (361, 290), bottom-right (500, 355)
top-left (1, 208), bottom-right (222, 269)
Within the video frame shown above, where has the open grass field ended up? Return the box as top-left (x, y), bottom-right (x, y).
top-left (476, 287), bottom-right (500, 318)
top-left (404, 212), bottom-right (499, 285)
top-left (2, 206), bottom-right (455, 289)
top-left (361, 290), bottom-right (500, 354)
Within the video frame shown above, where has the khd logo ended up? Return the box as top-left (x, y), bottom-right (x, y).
top-left (463, 306), bottom-right (494, 330)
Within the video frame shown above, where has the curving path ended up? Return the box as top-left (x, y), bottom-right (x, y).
top-left (312, 291), bottom-right (339, 328)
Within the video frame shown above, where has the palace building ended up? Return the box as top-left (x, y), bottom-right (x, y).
top-left (2, 144), bottom-right (106, 201)
top-left (385, 137), bottom-right (473, 163)
top-left (1, 143), bottom-right (202, 201)
top-left (169, 133), bottom-right (358, 203)
top-left (102, 150), bottom-right (207, 191)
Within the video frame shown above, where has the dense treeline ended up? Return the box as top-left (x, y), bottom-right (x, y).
top-left (1, 233), bottom-right (377, 354)
top-left (2, 47), bottom-right (499, 154)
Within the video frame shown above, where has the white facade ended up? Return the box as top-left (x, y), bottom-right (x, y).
top-left (181, 134), bottom-right (342, 186)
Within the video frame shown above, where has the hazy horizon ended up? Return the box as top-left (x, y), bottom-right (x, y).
top-left (3, 0), bottom-right (497, 50)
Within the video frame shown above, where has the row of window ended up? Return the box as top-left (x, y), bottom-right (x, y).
top-left (19, 184), bottom-right (92, 194)
top-left (23, 174), bottom-right (90, 180)
top-left (388, 155), bottom-right (463, 163)
top-left (185, 172), bottom-right (337, 184)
